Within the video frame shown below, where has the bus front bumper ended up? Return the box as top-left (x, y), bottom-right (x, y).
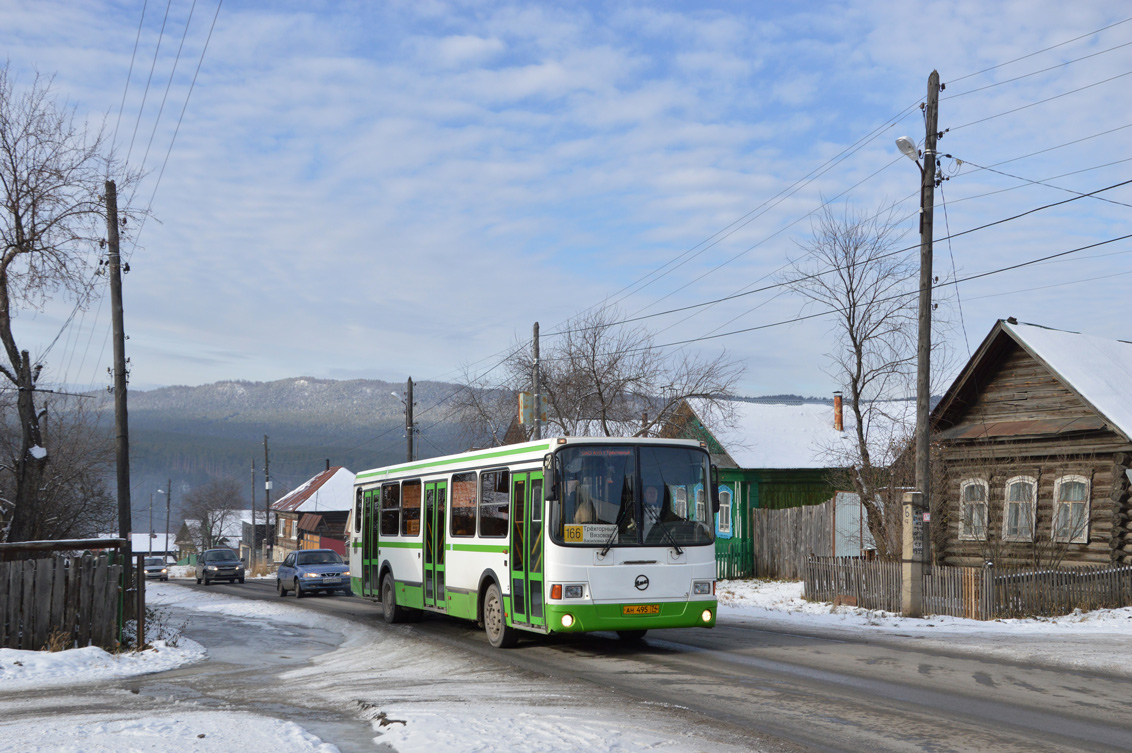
top-left (545, 600), bottom-right (717, 633)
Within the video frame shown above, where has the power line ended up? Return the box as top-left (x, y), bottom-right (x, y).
top-left (541, 177), bottom-right (1132, 338)
top-left (949, 16), bottom-right (1132, 84)
top-left (944, 40), bottom-right (1132, 100)
top-left (538, 232), bottom-right (1132, 361)
top-left (125, 0), bottom-right (174, 165)
top-left (951, 70), bottom-right (1132, 132)
top-left (136, 0), bottom-right (198, 185)
top-left (113, 0), bottom-right (149, 149)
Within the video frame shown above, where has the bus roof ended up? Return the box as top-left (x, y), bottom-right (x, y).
top-left (354, 436), bottom-right (705, 485)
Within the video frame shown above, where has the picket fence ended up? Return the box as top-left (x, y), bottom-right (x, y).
top-left (803, 556), bottom-right (1132, 620)
top-left (0, 554), bottom-right (123, 650)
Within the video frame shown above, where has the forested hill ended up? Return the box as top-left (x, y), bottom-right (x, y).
top-left (115, 377), bottom-right (466, 513)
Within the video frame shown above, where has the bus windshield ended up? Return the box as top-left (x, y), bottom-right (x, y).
top-left (550, 444), bottom-right (714, 548)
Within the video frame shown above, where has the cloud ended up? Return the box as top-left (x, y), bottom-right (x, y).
top-left (1, 0), bottom-right (1129, 400)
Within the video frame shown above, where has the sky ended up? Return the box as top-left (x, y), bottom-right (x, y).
top-left (1, 0), bottom-right (1130, 399)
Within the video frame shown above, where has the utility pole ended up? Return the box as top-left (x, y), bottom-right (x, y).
top-left (904, 70), bottom-right (940, 619)
top-left (106, 179), bottom-right (132, 582)
top-left (250, 459), bottom-right (257, 571)
top-left (164, 478), bottom-right (171, 560)
top-left (148, 493), bottom-right (154, 543)
top-left (915, 71), bottom-right (939, 515)
top-left (406, 377), bottom-right (414, 462)
top-left (264, 435), bottom-right (272, 562)
top-left (532, 322), bottom-right (541, 441)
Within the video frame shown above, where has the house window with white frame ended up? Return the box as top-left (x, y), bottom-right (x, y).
top-left (1053, 475), bottom-right (1090, 544)
top-left (717, 488), bottom-right (732, 536)
top-left (1003, 476), bottom-right (1036, 542)
top-left (958, 478), bottom-right (988, 541)
top-left (674, 487), bottom-right (688, 518)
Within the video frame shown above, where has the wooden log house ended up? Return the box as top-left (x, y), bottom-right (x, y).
top-left (931, 319), bottom-right (1132, 567)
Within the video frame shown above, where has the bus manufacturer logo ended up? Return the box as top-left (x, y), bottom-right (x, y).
top-left (635, 575), bottom-right (649, 591)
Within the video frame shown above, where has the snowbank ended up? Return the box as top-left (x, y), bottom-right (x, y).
top-left (718, 578), bottom-right (1132, 675)
top-left (0, 639), bottom-right (204, 691)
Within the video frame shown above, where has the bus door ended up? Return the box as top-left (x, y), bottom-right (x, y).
top-left (423, 481), bottom-right (448, 611)
top-left (365, 489), bottom-right (380, 596)
top-left (509, 472), bottom-right (545, 629)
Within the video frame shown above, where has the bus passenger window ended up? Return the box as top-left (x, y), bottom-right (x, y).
top-left (451, 472), bottom-right (477, 537)
top-left (480, 469), bottom-right (510, 538)
top-left (402, 480), bottom-right (422, 537)
top-left (380, 484), bottom-right (400, 536)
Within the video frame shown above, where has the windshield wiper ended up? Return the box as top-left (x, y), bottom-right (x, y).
top-left (600, 504), bottom-right (635, 557)
top-left (642, 504), bottom-right (683, 556)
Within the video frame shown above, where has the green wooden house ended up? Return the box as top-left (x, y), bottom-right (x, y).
top-left (664, 398), bottom-right (851, 579)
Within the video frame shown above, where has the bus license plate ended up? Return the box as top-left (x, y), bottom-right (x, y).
top-left (622, 604), bottom-right (659, 616)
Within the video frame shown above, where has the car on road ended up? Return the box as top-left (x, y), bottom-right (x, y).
top-left (143, 556), bottom-right (170, 581)
top-left (276, 549), bottom-right (350, 598)
top-left (195, 548), bottom-right (245, 585)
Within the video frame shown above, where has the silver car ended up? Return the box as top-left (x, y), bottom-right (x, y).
top-left (143, 556), bottom-right (169, 581)
top-left (195, 548), bottom-right (245, 585)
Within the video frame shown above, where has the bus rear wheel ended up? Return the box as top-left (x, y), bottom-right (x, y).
top-left (617, 630), bottom-right (648, 642)
top-left (483, 583), bottom-right (518, 648)
top-left (381, 573), bottom-right (406, 624)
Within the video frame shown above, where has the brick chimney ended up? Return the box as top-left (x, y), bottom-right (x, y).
top-left (833, 391), bottom-right (843, 432)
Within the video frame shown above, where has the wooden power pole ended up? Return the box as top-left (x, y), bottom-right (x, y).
top-left (905, 70), bottom-right (940, 619)
top-left (406, 377), bottom-right (414, 462)
top-left (105, 180), bottom-right (132, 577)
top-left (532, 322), bottom-right (541, 440)
top-left (263, 435), bottom-right (272, 561)
top-left (915, 71), bottom-right (940, 514)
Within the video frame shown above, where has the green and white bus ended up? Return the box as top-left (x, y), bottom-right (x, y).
top-left (349, 436), bottom-right (719, 647)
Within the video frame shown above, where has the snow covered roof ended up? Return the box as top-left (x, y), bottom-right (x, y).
top-left (182, 511), bottom-right (257, 541)
top-left (1003, 320), bottom-right (1132, 440)
top-left (689, 398), bottom-right (913, 469)
top-left (272, 466), bottom-right (355, 513)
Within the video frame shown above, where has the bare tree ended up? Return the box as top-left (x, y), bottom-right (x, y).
top-left (456, 307), bottom-right (743, 446)
top-left (0, 64), bottom-right (139, 542)
top-left (784, 203), bottom-right (925, 559)
top-left (0, 395), bottom-right (116, 540)
top-left (182, 477), bottom-right (247, 551)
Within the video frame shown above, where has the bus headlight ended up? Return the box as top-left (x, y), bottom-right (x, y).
top-left (701, 609), bottom-right (713, 623)
top-left (693, 580), bottom-right (713, 595)
top-left (564, 584), bottom-right (584, 599)
top-left (561, 613), bottom-right (575, 628)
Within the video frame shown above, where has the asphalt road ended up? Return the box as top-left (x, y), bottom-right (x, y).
top-left (191, 579), bottom-right (1132, 753)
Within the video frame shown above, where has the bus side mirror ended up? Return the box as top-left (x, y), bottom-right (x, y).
top-left (544, 454), bottom-right (558, 501)
top-left (710, 465), bottom-right (721, 514)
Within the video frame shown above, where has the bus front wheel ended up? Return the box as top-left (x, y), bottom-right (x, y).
top-left (381, 574), bottom-right (407, 624)
top-left (483, 583), bottom-right (518, 648)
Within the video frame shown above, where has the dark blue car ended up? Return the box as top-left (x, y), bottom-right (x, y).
top-left (277, 549), bottom-right (351, 597)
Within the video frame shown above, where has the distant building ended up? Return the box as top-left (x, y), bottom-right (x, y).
top-left (271, 466), bottom-right (355, 562)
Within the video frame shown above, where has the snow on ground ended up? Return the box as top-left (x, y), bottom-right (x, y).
top-left (6, 710), bottom-right (342, 753)
top-left (5, 579), bottom-right (1132, 752)
top-left (717, 578), bottom-right (1132, 676)
top-left (0, 639), bottom-right (204, 692)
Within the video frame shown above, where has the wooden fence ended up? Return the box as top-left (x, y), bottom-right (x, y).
top-left (752, 502), bottom-right (832, 580)
top-left (803, 556), bottom-right (901, 612)
top-left (716, 537), bottom-right (754, 580)
top-left (0, 554), bottom-right (123, 651)
top-left (804, 557), bottom-right (1132, 620)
